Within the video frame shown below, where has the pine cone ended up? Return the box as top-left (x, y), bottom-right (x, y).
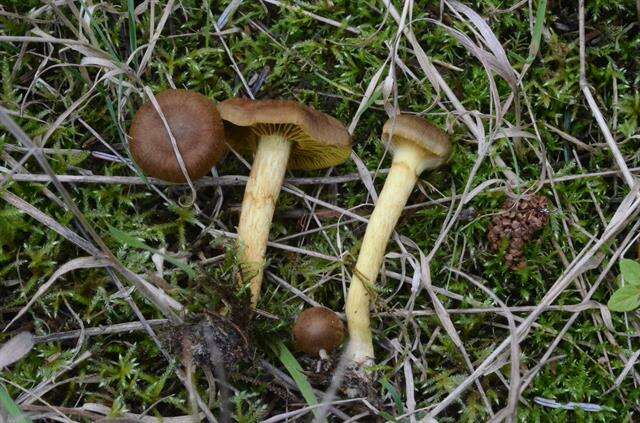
top-left (488, 195), bottom-right (549, 269)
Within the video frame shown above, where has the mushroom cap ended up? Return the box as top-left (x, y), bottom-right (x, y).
top-left (218, 98), bottom-right (351, 171)
top-left (382, 114), bottom-right (452, 171)
top-left (129, 89), bottom-right (226, 183)
top-left (293, 306), bottom-right (345, 356)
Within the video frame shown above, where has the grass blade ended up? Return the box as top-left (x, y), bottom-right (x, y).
top-left (0, 384), bottom-right (31, 423)
top-left (271, 341), bottom-right (320, 420)
top-left (108, 225), bottom-right (196, 278)
top-left (128, 0), bottom-right (138, 63)
top-left (527, 0), bottom-right (548, 62)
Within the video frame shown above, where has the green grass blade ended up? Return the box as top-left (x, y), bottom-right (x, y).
top-left (0, 384), bottom-right (31, 423)
top-left (380, 377), bottom-right (404, 414)
top-left (527, 0), bottom-right (548, 63)
top-left (271, 341), bottom-right (321, 420)
top-left (128, 0), bottom-right (138, 65)
top-left (108, 225), bottom-right (196, 278)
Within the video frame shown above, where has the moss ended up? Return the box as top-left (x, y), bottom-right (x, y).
top-left (1, 0), bottom-right (639, 420)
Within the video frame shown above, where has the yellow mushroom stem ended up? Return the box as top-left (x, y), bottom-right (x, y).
top-left (237, 134), bottom-right (292, 306)
top-left (345, 140), bottom-right (430, 367)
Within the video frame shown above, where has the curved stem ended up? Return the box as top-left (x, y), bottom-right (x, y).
top-left (237, 134), bottom-right (291, 306)
top-left (345, 145), bottom-right (424, 367)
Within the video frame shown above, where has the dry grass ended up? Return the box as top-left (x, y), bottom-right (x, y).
top-left (1, 0), bottom-right (640, 421)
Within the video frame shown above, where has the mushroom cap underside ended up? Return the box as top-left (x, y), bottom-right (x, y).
top-left (218, 98), bottom-right (351, 170)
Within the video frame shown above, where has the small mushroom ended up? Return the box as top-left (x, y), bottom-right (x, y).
top-left (217, 99), bottom-right (351, 306)
top-left (129, 89), bottom-right (227, 183)
top-left (293, 306), bottom-right (345, 358)
top-left (345, 114), bottom-right (451, 372)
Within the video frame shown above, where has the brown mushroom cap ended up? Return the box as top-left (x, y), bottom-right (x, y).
top-left (382, 114), bottom-right (452, 171)
top-left (293, 307), bottom-right (345, 356)
top-left (218, 98), bottom-right (351, 171)
top-left (129, 89), bottom-right (226, 183)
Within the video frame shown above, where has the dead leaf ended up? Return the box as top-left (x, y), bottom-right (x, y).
top-left (0, 332), bottom-right (34, 368)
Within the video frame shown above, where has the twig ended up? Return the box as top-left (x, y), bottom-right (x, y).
top-left (33, 319), bottom-right (169, 344)
top-left (0, 171), bottom-right (382, 186)
top-left (374, 301), bottom-right (608, 317)
top-left (206, 227), bottom-right (342, 262)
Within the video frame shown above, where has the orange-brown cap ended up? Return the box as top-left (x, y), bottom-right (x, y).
top-left (218, 99), bottom-right (351, 170)
top-left (129, 89), bottom-right (227, 183)
top-left (382, 114), bottom-right (451, 172)
top-left (293, 306), bottom-right (345, 356)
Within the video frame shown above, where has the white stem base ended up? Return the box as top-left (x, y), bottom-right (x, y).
top-left (345, 145), bottom-right (425, 366)
top-left (317, 348), bottom-right (328, 373)
top-left (237, 135), bottom-right (291, 307)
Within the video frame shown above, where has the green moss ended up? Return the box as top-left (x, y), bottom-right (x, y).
top-left (1, 0), bottom-right (639, 420)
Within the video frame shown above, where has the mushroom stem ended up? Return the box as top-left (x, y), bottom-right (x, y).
top-left (345, 142), bottom-right (425, 367)
top-left (237, 134), bottom-right (292, 306)
top-left (318, 348), bottom-right (329, 361)
top-left (317, 348), bottom-right (328, 373)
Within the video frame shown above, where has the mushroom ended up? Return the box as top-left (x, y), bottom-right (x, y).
top-left (217, 99), bottom-right (351, 306)
top-left (345, 114), bottom-right (451, 372)
top-left (293, 306), bottom-right (345, 358)
top-left (129, 89), bottom-right (227, 182)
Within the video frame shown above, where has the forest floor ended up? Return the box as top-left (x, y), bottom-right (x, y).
top-left (1, 0), bottom-right (640, 421)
